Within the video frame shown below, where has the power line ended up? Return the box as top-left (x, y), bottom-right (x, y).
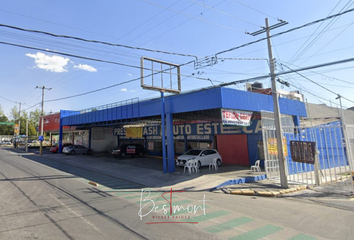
top-left (215, 7), bottom-right (354, 57)
top-left (22, 102), bottom-right (41, 111)
top-left (230, 0), bottom-right (278, 21)
top-left (278, 60), bottom-right (354, 85)
top-left (299, 18), bottom-right (354, 65)
top-left (288, 0), bottom-right (348, 63)
top-left (0, 23), bottom-right (198, 60)
top-left (0, 95), bottom-right (17, 103)
top-left (0, 40), bottom-right (155, 70)
top-left (137, 0), bottom-right (245, 33)
top-left (188, 0), bottom-right (260, 27)
top-left (280, 63), bottom-right (354, 105)
top-left (295, 1), bottom-right (354, 64)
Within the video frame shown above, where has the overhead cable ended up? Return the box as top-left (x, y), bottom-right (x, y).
top-left (0, 23), bottom-right (198, 60)
top-left (215, 7), bottom-right (354, 57)
top-left (289, 1), bottom-right (353, 63)
top-left (188, 0), bottom-right (260, 27)
top-left (280, 63), bottom-right (354, 104)
top-left (0, 41), bottom-right (154, 70)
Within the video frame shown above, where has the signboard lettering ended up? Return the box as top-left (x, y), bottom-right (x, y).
top-left (113, 120), bottom-right (262, 137)
top-left (221, 109), bottom-right (253, 126)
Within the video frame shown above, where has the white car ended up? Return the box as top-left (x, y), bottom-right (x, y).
top-left (176, 149), bottom-right (222, 168)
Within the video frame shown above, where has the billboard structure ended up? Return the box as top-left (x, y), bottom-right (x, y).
top-left (140, 56), bottom-right (181, 94)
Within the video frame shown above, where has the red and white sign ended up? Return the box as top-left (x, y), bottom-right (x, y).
top-left (39, 113), bottom-right (69, 132)
top-left (126, 146), bottom-right (136, 154)
top-left (221, 109), bottom-right (253, 126)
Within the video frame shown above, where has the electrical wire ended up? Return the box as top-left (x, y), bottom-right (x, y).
top-left (279, 60), bottom-right (354, 85)
top-left (0, 95), bottom-right (18, 103)
top-left (0, 40), bottom-right (155, 71)
top-left (136, 0), bottom-right (245, 33)
top-left (288, 0), bottom-right (347, 63)
top-left (22, 102), bottom-right (41, 111)
top-left (0, 23), bottom-right (198, 60)
top-left (188, 0), bottom-right (260, 27)
top-left (229, 0), bottom-right (279, 21)
top-left (299, 18), bottom-right (354, 65)
top-left (280, 63), bottom-right (354, 104)
top-left (215, 7), bottom-right (354, 57)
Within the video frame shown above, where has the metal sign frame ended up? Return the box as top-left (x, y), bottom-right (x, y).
top-left (140, 56), bottom-right (181, 94)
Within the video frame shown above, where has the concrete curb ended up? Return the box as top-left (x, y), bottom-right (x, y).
top-left (210, 174), bottom-right (267, 191)
top-left (230, 185), bottom-right (308, 197)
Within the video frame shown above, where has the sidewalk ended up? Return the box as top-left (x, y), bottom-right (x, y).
top-left (5, 146), bottom-right (308, 196)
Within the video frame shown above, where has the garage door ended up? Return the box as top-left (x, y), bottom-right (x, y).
top-left (216, 134), bottom-right (249, 166)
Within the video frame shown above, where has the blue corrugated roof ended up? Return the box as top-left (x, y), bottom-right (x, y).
top-left (61, 87), bottom-right (307, 126)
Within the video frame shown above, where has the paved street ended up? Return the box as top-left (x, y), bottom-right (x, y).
top-left (1, 147), bottom-right (354, 239)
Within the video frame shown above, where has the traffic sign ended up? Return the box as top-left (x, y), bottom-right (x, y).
top-left (0, 122), bottom-right (15, 125)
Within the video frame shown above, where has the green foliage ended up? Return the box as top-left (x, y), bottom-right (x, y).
top-left (0, 115), bottom-right (14, 135)
top-left (0, 104), bottom-right (41, 137)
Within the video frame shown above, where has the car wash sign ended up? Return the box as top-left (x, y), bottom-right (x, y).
top-left (221, 109), bottom-right (253, 126)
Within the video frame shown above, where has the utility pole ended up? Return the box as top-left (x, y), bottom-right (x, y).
top-left (336, 95), bottom-right (353, 172)
top-left (15, 102), bottom-right (24, 136)
top-left (247, 18), bottom-right (289, 188)
top-left (18, 102), bottom-right (21, 136)
top-left (36, 86), bottom-right (52, 155)
top-left (265, 18), bottom-right (288, 188)
top-left (26, 118), bottom-right (28, 152)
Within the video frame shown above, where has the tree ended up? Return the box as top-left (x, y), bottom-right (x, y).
top-left (0, 104), bottom-right (4, 116)
top-left (10, 105), bottom-right (19, 121)
top-left (0, 115), bottom-right (14, 135)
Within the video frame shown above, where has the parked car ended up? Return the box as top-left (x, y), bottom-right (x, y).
top-left (112, 143), bottom-right (146, 158)
top-left (63, 144), bottom-right (93, 155)
top-left (176, 149), bottom-right (222, 168)
top-left (50, 143), bottom-right (73, 153)
top-left (0, 141), bottom-right (12, 146)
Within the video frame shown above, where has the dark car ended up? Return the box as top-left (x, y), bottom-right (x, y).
top-left (112, 143), bottom-right (146, 158)
top-left (50, 143), bottom-right (73, 153)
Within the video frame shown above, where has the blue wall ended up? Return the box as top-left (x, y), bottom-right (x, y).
top-left (284, 121), bottom-right (347, 175)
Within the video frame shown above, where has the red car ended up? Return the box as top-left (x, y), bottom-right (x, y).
top-left (50, 143), bottom-right (73, 153)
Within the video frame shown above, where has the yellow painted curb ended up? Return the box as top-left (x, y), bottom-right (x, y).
top-left (229, 185), bottom-right (308, 197)
top-left (230, 190), bottom-right (242, 194)
top-left (89, 181), bottom-right (99, 187)
top-left (256, 191), bottom-right (273, 197)
top-left (240, 189), bottom-right (256, 195)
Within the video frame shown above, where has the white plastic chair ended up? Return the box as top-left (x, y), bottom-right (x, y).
top-left (251, 160), bottom-right (261, 172)
top-left (184, 160), bottom-right (194, 174)
top-left (192, 159), bottom-right (199, 173)
top-left (209, 158), bottom-right (218, 170)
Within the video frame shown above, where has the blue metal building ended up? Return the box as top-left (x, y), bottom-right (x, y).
top-left (59, 87), bottom-right (307, 173)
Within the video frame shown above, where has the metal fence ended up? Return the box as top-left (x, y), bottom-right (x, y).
top-left (261, 111), bottom-right (353, 192)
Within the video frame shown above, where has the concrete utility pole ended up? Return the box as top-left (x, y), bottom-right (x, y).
top-left (336, 95), bottom-right (353, 172)
top-left (17, 102), bottom-right (22, 136)
top-left (265, 18), bottom-right (288, 188)
top-left (26, 118), bottom-right (28, 152)
top-left (36, 86), bottom-right (52, 155)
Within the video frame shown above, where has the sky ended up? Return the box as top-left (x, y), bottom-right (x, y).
top-left (0, 0), bottom-right (354, 118)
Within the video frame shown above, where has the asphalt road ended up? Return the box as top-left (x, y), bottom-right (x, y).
top-left (0, 148), bottom-right (215, 240)
top-left (1, 147), bottom-right (354, 240)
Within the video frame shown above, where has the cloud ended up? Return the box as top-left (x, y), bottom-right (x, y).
top-left (26, 52), bottom-right (69, 72)
top-left (74, 64), bottom-right (97, 72)
top-left (120, 88), bottom-right (127, 92)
